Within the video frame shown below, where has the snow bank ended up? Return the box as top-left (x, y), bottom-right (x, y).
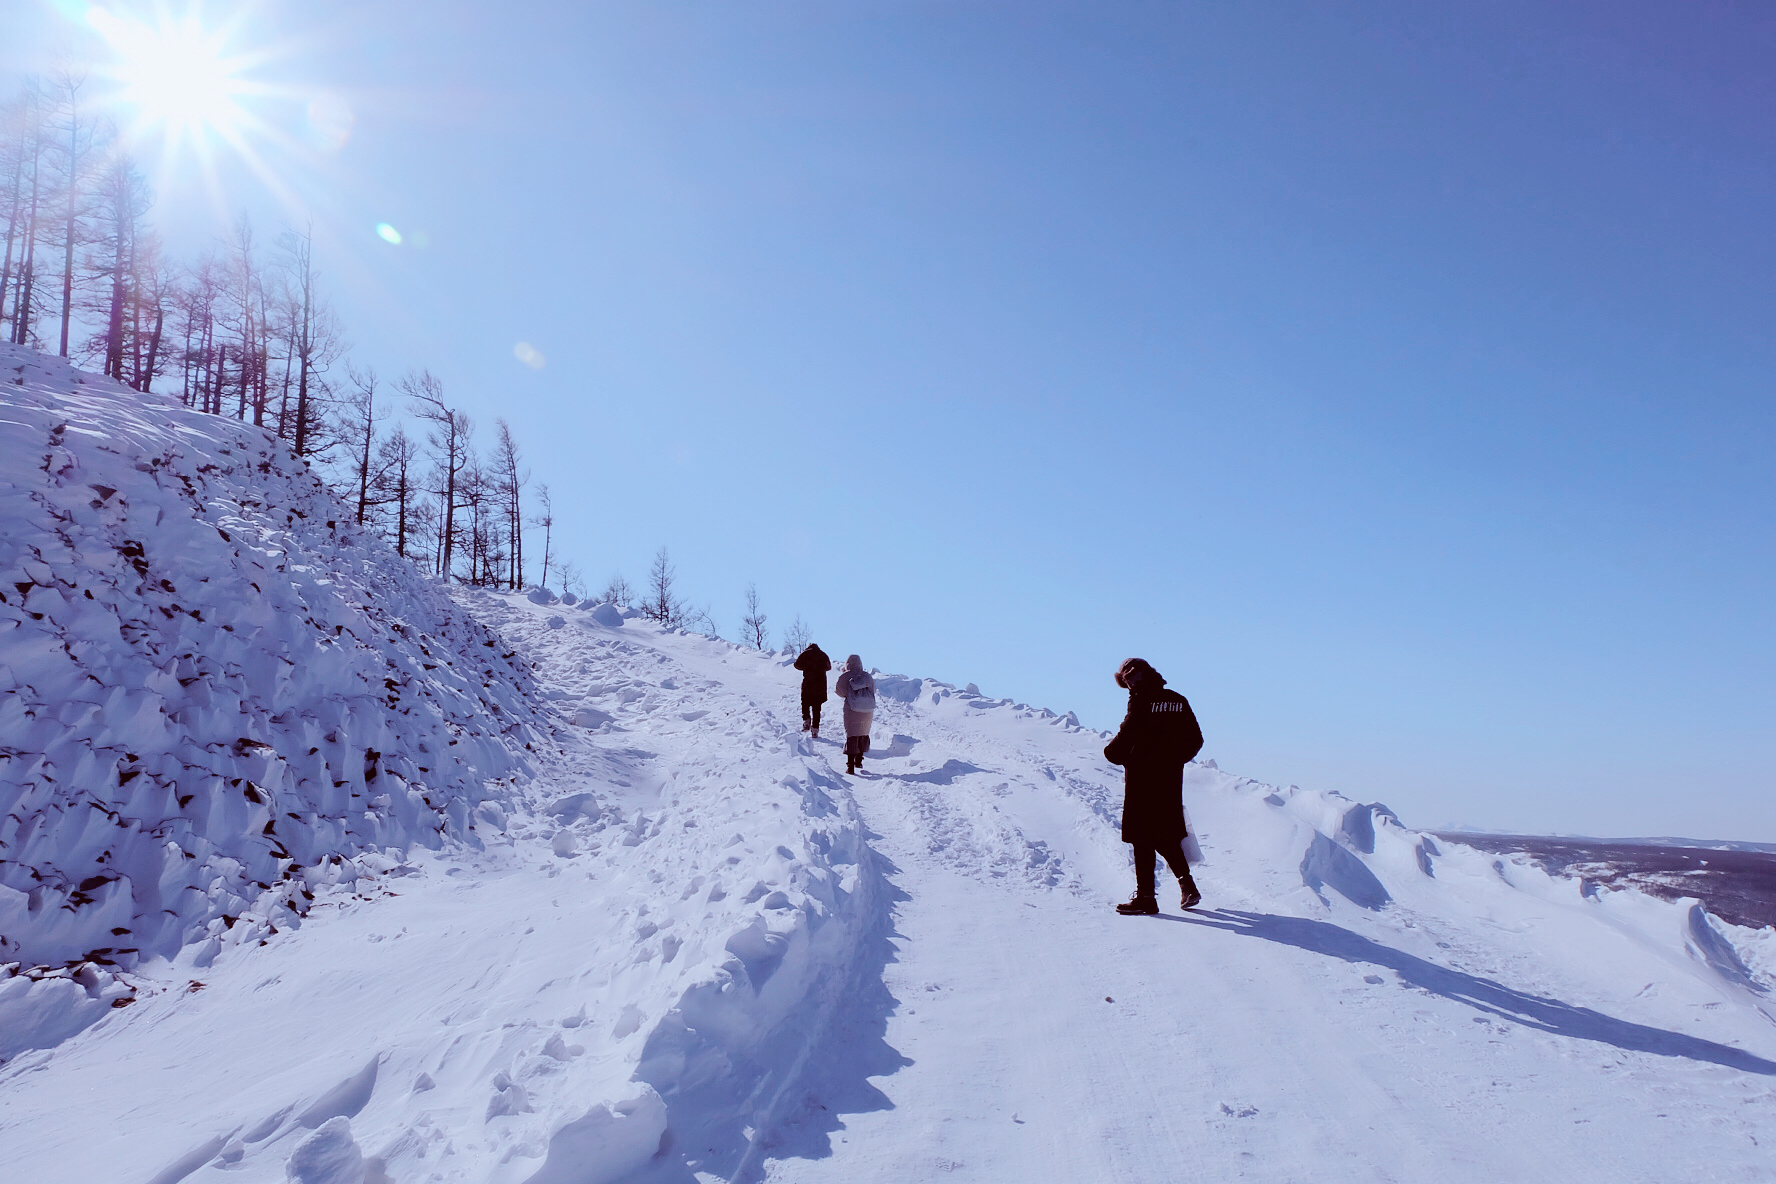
top-left (0, 344), bottom-right (546, 1054)
top-left (469, 594), bottom-right (896, 1184)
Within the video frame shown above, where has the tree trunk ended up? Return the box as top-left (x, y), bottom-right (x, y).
top-left (142, 304), bottom-right (162, 392)
top-left (56, 73), bottom-right (84, 358)
top-left (13, 138), bottom-right (41, 344)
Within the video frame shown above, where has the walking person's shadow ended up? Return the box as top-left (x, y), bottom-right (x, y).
top-left (1165, 909), bottom-right (1776, 1075)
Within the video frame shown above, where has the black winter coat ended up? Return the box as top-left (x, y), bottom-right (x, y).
top-left (1104, 687), bottom-right (1203, 845)
top-left (794, 645), bottom-right (832, 706)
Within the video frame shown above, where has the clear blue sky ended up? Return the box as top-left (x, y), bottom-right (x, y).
top-left (9, 1), bottom-right (1774, 839)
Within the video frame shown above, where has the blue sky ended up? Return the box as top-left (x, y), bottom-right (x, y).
top-left (8, 1), bottom-right (1774, 838)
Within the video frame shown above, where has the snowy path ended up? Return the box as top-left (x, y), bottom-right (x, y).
top-left (763, 691), bottom-right (1776, 1183)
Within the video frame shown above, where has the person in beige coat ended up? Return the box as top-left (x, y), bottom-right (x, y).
top-left (834, 654), bottom-right (876, 774)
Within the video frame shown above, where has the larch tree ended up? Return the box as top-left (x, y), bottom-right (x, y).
top-left (458, 459), bottom-right (489, 584)
top-left (404, 370), bottom-right (472, 579)
top-left (278, 222), bottom-right (338, 454)
top-left (741, 583), bottom-right (768, 649)
top-left (88, 153), bottom-right (151, 384)
top-left (223, 216), bottom-right (259, 422)
top-left (782, 614), bottom-right (812, 655)
top-left (492, 419), bottom-right (528, 590)
top-left (51, 69), bottom-right (93, 359)
top-left (645, 547), bottom-right (685, 627)
top-left (601, 573), bottom-right (634, 606)
top-left (530, 483), bottom-right (553, 591)
top-left (555, 560), bottom-right (587, 600)
top-left (338, 366), bottom-right (387, 527)
top-left (175, 255), bottom-right (224, 412)
top-left (6, 81), bottom-right (48, 346)
top-left (373, 425), bottom-right (419, 558)
top-left (0, 86), bottom-right (45, 340)
top-left (126, 240), bottom-right (168, 391)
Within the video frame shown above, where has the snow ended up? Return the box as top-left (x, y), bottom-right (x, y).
top-left (0, 343), bottom-right (545, 1056)
top-left (2, 344), bottom-right (1775, 1182)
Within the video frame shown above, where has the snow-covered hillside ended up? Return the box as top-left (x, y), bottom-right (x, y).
top-left (0, 344), bottom-right (545, 1057)
top-left (3, 346), bottom-right (1775, 1183)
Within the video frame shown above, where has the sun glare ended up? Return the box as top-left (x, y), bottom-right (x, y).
top-left (88, 5), bottom-right (255, 151)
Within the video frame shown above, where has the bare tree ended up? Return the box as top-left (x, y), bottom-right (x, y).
top-left (741, 583), bottom-right (768, 649)
top-left (0, 84), bottom-right (45, 339)
top-left (492, 419), bottom-right (527, 590)
top-left (86, 153), bottom-right (152, 384)
top-left (223, 215), bottom-right (259, 422)
top-left (601, 572), bottom-right (633, 606)
top-left (556, 560), bottom-right (587, 600)
top-left (5, 81), bottom-right (49, 346)
top-left (644, 547), bottom-right (685, 626)
top-left (372, 424), bottom-right (418, 556)
top-left (402, 370), bottom-right (471, 579)
top-left (782, 614), bottom-right (812, 655)
top-left (530, 482), bottom-right (553, 591)
top-left (278, 222), bottom-right (339, 453)
top-left (127, 245), bottom-right (169, 391)
top-left (336, 366), bottom-right (387, 526)
top-left (458, 458), bottom-right (499, 586)
top-left (408, 496), bottom-right (440, 571)
top-left (51, 69), bottom-right (92, 358)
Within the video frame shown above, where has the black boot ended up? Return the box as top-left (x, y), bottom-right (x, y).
top-left (1116, 894), bottom-right (1159, 916)
top-left (1178, 875), bottom-right (1202, 910)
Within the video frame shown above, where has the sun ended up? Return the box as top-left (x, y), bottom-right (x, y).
top-left (87, 4), bottom-right (258, 152)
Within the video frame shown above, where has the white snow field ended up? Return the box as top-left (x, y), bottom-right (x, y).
top-left (2, 346), bottom-right (1775, 1184)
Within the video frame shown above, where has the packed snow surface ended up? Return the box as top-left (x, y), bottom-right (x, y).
top-left (3, 346), bottom-right (1776, 1182)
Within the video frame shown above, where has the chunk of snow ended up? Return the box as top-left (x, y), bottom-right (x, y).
top-left (523, 1088), bottom-right (667, 1184)
top-left (286, 1117), bottom-right (363, 1184)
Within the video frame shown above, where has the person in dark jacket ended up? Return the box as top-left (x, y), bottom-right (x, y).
top-left (794, 643), bottom-right (832, 736)
top-left (1103, 657), bottom-right (1204, 915)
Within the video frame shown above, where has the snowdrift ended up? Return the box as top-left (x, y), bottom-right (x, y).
top-left (0, 344), bottom-right (545, 1052)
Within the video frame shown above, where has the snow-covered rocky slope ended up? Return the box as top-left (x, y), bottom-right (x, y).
top-left (0, 343), bottom-right (545, 1056)
top-left (3, 346), bottom-right (1775, 1183)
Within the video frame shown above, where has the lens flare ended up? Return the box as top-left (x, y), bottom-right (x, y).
top-left (376, 223), bottom-right (403, 245)
top-left (514, 343), bottom-right (547, 370)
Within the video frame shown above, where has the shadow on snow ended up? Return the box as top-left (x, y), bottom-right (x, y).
top-left (1167, 909), bottom-right (1776, 1076)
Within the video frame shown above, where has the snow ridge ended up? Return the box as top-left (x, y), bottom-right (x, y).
top-left (0, 344), bottom-right (546, 1054)
top-left (471, 593), bottom-right (900, 1184)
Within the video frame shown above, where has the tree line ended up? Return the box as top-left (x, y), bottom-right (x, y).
top-left (2, 73), bottom-right (534, 590)
top-left (2, 73), bottom-right (812, 647)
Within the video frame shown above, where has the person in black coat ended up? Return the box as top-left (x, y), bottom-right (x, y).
top-left (1103, 657), bottom-right (1204, 914)
top-left (794, 643), bottom-right (833, 737)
